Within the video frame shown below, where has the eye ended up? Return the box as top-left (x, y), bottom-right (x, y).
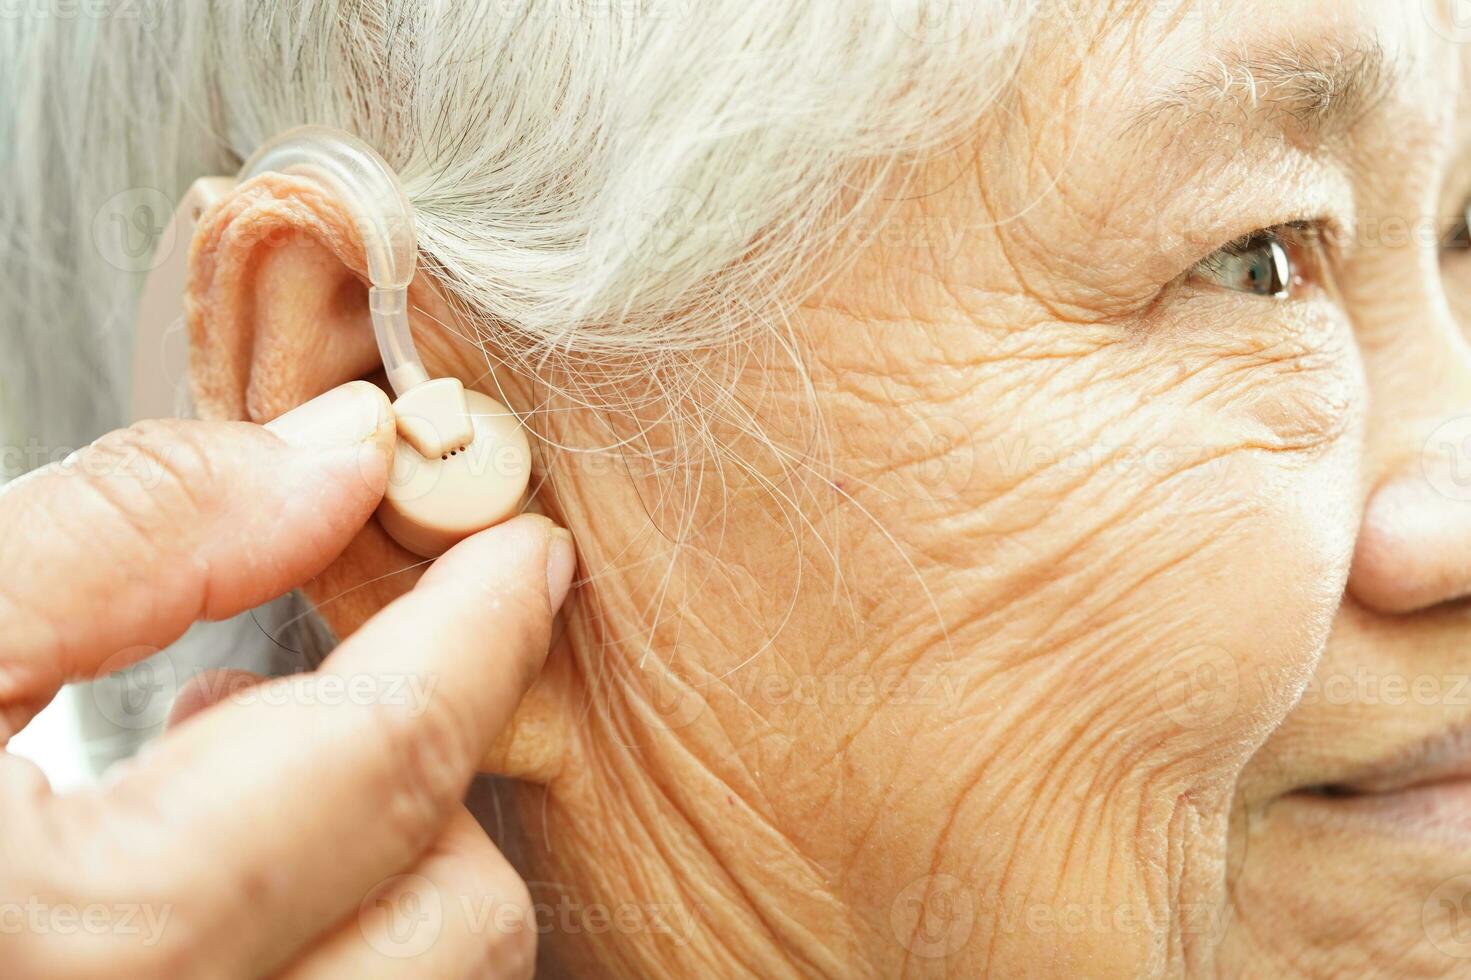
top-left (1191, 223), bottom-right (1319, 300)
top-left (1443, 202), bottom-right (1471, 252)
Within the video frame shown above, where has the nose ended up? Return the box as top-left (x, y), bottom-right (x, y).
top-left (1343, 202), bottom-right (1471, 615)
top-left (1349, 424), bottom-right (1471, 613)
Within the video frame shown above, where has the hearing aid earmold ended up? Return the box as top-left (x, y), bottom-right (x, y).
top-left (234, 126), bottom-right (531, 557)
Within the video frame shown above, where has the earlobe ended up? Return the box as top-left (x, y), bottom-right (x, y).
top-left (480, 636), bottom-right (579, 784)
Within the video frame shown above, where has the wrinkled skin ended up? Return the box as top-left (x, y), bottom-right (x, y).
top-left (187, 0), bottom-right (1471, 976)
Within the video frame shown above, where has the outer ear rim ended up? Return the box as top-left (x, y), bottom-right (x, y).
top-left (184, 173), bottom-right (372, 422)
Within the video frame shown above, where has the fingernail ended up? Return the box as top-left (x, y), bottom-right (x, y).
top-left (546, 527), bottom-right (577, 613)
top-left (265, 381), bottom-right (390, 450)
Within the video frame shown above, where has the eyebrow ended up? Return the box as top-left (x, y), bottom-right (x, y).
top-left (1131, 37), bottom-right (1398, 146)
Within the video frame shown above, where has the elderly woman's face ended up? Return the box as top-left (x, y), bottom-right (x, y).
top-left (285, 0), bottom-right (1471, 975)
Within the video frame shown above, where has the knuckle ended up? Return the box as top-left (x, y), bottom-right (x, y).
top-left (371, 700), bottom-right (476, 849)
top-left (79, 421), bottom-right (216, 537)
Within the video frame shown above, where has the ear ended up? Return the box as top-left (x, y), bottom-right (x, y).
top-left (187, 172), bottom-right (388, 426)
top-left (184, 173), bottom-right (574, 785)
top-left (185, 172), bottom-right (420, 635)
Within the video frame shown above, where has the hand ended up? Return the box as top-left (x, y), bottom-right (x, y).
top-left (0, 382), bottom-right (575, 979)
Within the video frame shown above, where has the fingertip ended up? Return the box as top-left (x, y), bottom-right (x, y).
top-left (418, 514), bottom-right (559, 593)
top-left (354, 384), bottom-right (399, 499)
top-left (546, 527), bottom-right (576, 613)
top-left (264, 380), bottom-right (394, 453)
top-left (256, 381), bottom-right (397, 507)
top-left (357, 380), bottom-right (399, 462)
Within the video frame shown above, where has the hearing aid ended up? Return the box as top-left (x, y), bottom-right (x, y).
top-left (140, 126), bottom-right (531, 557)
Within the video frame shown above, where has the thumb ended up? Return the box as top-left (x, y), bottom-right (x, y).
top-left (0, 381), bottom-right (395, 734)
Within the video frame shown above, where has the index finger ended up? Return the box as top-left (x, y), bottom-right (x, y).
top-left (63, 515), bottom-right (575, 976)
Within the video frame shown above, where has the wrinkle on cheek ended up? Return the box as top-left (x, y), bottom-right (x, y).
top-left (832, 321), bottom-right (1357, 768)
top-left (763, 149), bottom-right (1363, 971)
top-left (1177, 305), bottom-right (1362, 455)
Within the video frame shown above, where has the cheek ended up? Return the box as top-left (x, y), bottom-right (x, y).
top-left (789, 313), bottom-right (1366, 975)
top-left (1176, 444), bottom-right (1361, 736)
top-left (829, 308), bottom-right (1364, 790)
top-left (1138, 309), bottom-right (1365, 744)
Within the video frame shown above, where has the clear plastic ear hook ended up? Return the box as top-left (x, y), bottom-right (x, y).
top-left (232, 125), bottom-right (531, 557)
top-left (238, 125), bottom-right (429, 397)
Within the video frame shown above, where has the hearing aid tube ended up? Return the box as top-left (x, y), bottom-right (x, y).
top-left (238, 126), bottom-right (430, 397)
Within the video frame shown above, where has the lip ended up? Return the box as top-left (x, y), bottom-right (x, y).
top-left (1287, 721), bottom-right (1471, 841)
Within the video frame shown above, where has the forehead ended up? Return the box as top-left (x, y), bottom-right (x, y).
top-left (945, 0), bottom-right (1471, 317)
top-left (1033, 0), bottom-right (1465, 117)
top-left (1009, 0), bottom-right (1471, 194)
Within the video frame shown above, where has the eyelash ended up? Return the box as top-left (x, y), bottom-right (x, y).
top-left (1190, 221), bottom-right (1324, 301)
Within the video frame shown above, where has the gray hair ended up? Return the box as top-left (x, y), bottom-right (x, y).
top-left (2, 0), bottom-right (1030, 476)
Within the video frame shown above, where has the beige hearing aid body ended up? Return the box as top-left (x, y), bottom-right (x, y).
top-left (138, 126), bottom-right (530, 557)
top-left (375, 377), bottom-right (530, 557)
